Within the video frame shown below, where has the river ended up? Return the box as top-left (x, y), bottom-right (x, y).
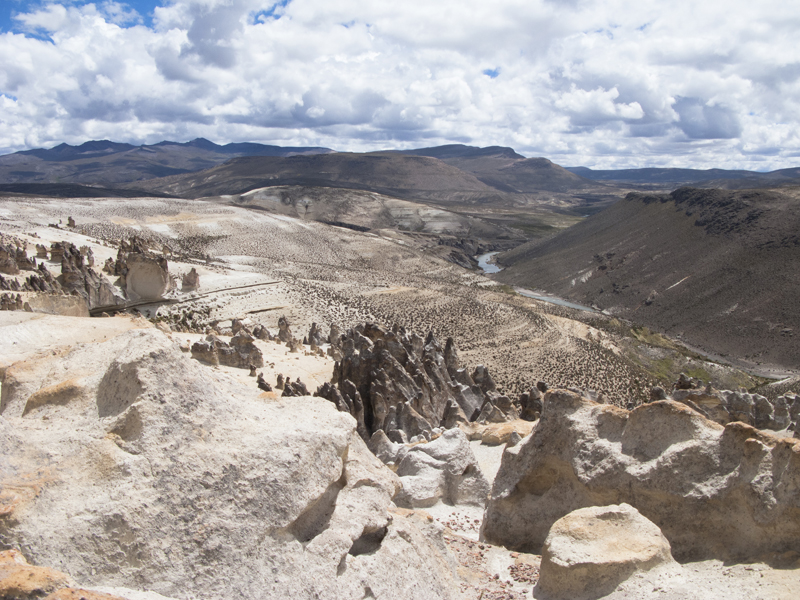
top-left (476, 252), bottom-right (503, 274)
top-left (475, 252), bottom-right (597, 312)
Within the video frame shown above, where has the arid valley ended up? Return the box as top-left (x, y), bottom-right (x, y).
top-left (1, 141), bottom-right (799, 600)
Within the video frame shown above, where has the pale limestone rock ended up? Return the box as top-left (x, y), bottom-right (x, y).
top-left (536, 503), bottom-right (676, 600)
top-left (394, 428), bottom-right (489, 508)
top-left (125, 253), bottom-right (171, 300)
top-left (181, 268), bottom-right (199, 291)
top-left (481, 389), bottom-right (800, 562)
top-left (0, 325), bottom-right (464, 600)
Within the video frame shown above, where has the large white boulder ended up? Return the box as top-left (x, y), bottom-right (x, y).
top-left (0, 322), bottom-right (464, 600)
top-left (536, 503), bottom-right (676, 600)
top-left (393, 428), bottom-right (490, 508)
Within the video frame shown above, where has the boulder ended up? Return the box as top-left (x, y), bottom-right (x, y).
top-left (181, 268), bottom-right (200, 291)
top-left (536, 504), bottom-right (676, 600)
top-left (481, 389), bottom-right (800, 562)
top-left (125, 252), bottom-right (171, 300)
top-left (394, 428), bottom-right (490, 509)
top-left (0, 325), bottom-right (464, 600)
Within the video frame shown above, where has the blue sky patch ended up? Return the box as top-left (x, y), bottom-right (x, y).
top-left (0, 1), bottom-right (162, 33)
top-left (483, 68), bottom-right (500, 79)
top-left (255, 0), bottom-right (291, 23)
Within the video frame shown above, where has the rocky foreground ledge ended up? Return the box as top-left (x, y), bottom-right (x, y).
top-left (2, 312), bottom-right (800, 600)
top-left (482, 389), bottom-right (800, 563)
top-left (0, 314), bottom-right (462, 600)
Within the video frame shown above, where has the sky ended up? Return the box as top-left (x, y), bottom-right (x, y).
top-left (0, 0), bottom-right (798, 170)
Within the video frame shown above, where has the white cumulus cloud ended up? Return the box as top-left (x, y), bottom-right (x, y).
top-left (0, 0), bottom-right (798, 169)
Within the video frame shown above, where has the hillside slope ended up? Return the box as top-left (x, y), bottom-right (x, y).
top-left (128, 152), bottom-right (499, 199)
top-left (495, 187), bottom-right (800, 373)
top-left (400, 145), bottom-right (603, 193)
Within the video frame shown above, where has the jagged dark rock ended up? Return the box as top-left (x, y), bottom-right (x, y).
top-left (256, 373), bottom-right (272, 391)
top-left (191, 332), bottom-right (264, 369)
top-left (518, 386), bottom-right (543, 421)
top-left (252, 324), bottom-right (272, 341)
top-left (324, 322), bottom-right (514, 441)
top-left (282, 378), bottom-right (309, 397)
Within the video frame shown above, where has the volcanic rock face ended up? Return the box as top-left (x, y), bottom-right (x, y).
top-left (481, 389), bottom-right (800, 563)
top-left (321, 323), bottom-right (513, 442)
top-left (0, 323), bottom-right (463, 600)
top-left (536, 504), bottom-right (676, 600)
top-left (57, 242), bottom-right (123, 309)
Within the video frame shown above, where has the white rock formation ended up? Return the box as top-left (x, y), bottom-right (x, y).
top-left (481, 389), bottom-right (800, 563)
top-left (0, 320), bottom-right (464, 600)
top-left (125, 253), bottom-right (171, 300)
top-left (536, 503), bottom-right (677, 600)
top-left (393, 428), bottom-right (490, 508)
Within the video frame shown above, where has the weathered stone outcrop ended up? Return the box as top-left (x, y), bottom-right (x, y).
top-left (321, 323), bottom-right (511, 442)
top-left (536, 504), bottom-right (677, 600)
top-left (0, 323), bottom-right (464, 600)
top-left (307, 322), bottom-right (325, 348)
top-left (104, 237), bottom-right (172, 301)
top-left (57, 242), bottom-right (124, 309)
top-left (181, 267), bottom-right (200, 291)
top-left (252, 324), bottom-right (272, 341)
top-left (391, 428), bottom-right (490, 509)
top-left (481, 389), bottom-right (800, 563)
top-left (0, 244), bottom-right (20, 275)
top-left (282, 378), bottom-right (310, 397)
top-left (277, 315), bottom-right (293, 344)
top-left (191, 332), bottom-right (264, 369)
top-left (657, 374), bottom-right (798, 434)
top-left (125, 252), bottom-right (171, 300)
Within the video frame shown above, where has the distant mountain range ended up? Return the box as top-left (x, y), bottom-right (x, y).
top-left (0, 138), bottom-right (332, 186)
top-left (2, 139), bottom-right (797, 198)
top-left (566, 165), bottom-right (800, 189)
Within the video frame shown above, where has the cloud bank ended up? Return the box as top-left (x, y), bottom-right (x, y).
top-left (0, 0), bottom-right (798, 169)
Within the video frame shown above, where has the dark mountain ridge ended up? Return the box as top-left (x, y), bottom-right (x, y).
top-left (0, 138), bottom-right (333, 185)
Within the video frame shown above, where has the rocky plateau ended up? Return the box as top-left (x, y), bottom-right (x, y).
top-left (0, 186), bottom-right (798, 599)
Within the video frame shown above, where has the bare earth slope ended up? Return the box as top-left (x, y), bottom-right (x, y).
top-left (496, 187), bottom-right (800, 373)
top-left (127, 153), bottom-right (496, 199)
